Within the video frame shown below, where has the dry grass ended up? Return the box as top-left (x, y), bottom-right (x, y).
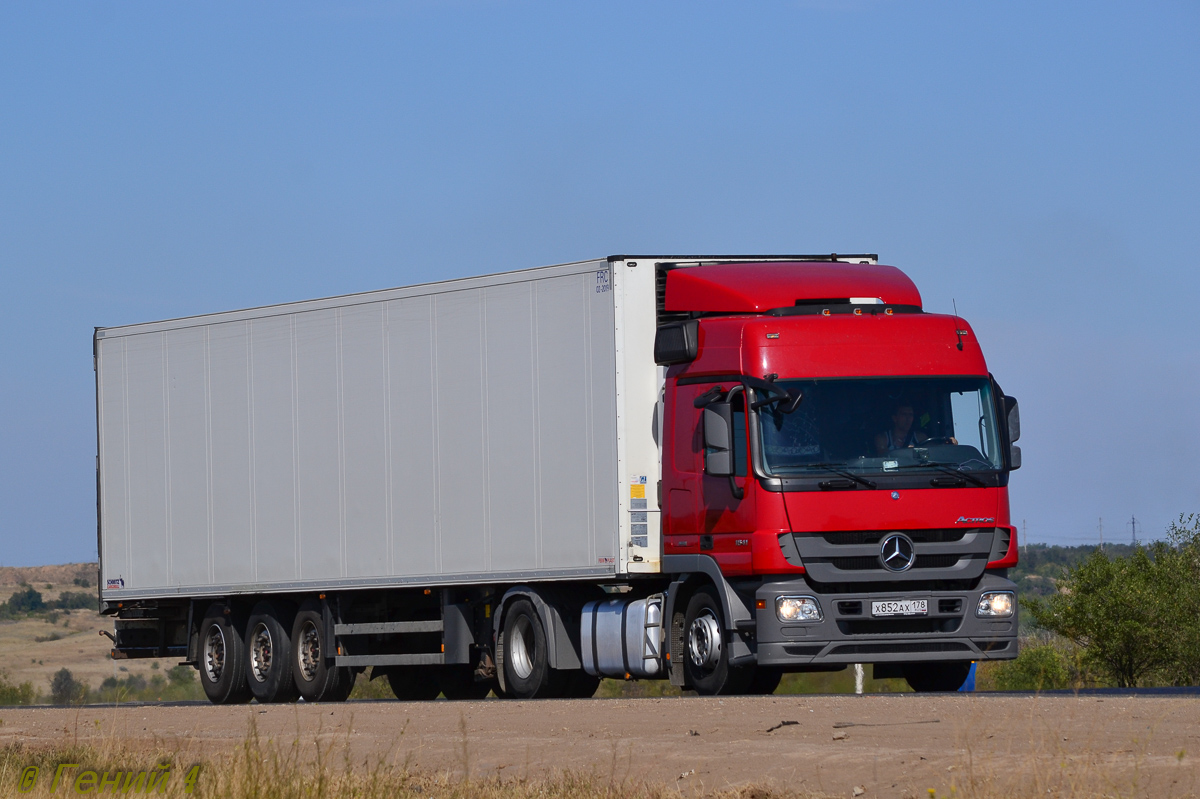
top-left (0, 706), bottom-right (1194, 799)
top-left (0, 716), bottom-right (831, 798)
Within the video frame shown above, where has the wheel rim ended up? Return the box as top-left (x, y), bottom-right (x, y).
top-left (508, 616), bottom-right (535, 680)
top-left (249, 622), bottom-right (273, 683)
top-left (687, 610), bottom-right (722, 672)
top-left (203, 624), bottom-right (226, 684)
top-left (296, 620), bottom-right (321, 682)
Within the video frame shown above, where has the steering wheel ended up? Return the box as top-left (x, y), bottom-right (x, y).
top-left (921, 436), bottom-right (955, 445)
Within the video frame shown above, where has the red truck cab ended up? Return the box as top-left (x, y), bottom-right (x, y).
top-left (655, 260), bottom-right (1020, 692)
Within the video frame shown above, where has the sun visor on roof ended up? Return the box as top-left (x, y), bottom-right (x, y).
top-left (663, 262), bottom-right (923, 313)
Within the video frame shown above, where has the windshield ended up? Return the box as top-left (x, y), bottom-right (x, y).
top-left (758, 377), bottom-right (1002, 475)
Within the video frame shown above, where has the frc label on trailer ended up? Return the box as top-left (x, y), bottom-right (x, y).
top-left (595, 270), bottom-right (611, 293)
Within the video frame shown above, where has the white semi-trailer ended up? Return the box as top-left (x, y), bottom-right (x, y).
top-left (96, 254), bottom-right (1021, 702)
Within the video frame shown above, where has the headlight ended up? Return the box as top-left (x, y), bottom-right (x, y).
top-left (976, 591), bottom-right (1015, 618)
top-left (776, 596), bottom-right (822, 622)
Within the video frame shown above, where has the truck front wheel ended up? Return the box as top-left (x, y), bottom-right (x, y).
top-left (903, 661), bottom-right (972, 692)
top-left (683, 588), bottom-right (752, 695)
top-left (199, 605), bottom-right (253, 705)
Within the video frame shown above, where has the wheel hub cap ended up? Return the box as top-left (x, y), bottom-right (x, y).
top-left (297, 621), bottom-right (321, 682)
top-left (249, 623), bottom-right (273, 683)
top-left (687, 611), bottom-right (722, 671)
top-left (203, 625), bottom-right (226, 683)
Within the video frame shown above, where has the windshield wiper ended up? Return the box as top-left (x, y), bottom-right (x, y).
top-left (899, 461), bottom-right (987, 487)
top-left (797, 463), bottom-right (877, 489)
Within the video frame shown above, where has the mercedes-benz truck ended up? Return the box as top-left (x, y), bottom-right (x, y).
top-left (94, 254), bottom-right (1021, 702)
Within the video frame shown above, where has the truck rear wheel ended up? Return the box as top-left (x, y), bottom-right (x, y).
top-left (199, 605), bottom-right (253, 705)
top-left (245, 601), bottom-right (299, 704)
top-left (683, 587), bottom-right (752, 696)
top-left (436, 665), bottom-right (491, 700)
top-left (499, 599), bottom-right (551, 699)
top-left (386, 666), bottom-right (441, 700)
top-left (291, 600), bottom-right (352, 702)
top-left (904, 661), bottom-right (972, 692)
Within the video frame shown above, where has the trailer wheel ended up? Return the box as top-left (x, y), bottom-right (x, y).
top-left (903, 661), bottom-right (972, 692)
top-left (436, 665), bottom-right (491, 700)
top-left (291, 600), bottom-right (352, 702)
top-left (199, 605), bottom-right (253, 705)
top-left (682, 587), bottom-right (752, 695)
top-left (386, 666), bottom-right (441, 700)
top-left (244, 601), bottom-right (299, 704)
top-left (499, 599), bottom-right (551, 699)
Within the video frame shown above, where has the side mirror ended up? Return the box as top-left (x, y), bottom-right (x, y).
top-left (703, 403), bottom-right (734, 476)
top-left (1010, 445), bottom-right (1022, 470)
top-left (1003, 395), bottom-right (1020, 442)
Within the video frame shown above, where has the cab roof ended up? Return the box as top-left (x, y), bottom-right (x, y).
top-left (664, 262), bottom-right (922, 314)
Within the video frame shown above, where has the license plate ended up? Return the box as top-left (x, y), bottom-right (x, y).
top-left (871, 599), bottom-right (928, 617)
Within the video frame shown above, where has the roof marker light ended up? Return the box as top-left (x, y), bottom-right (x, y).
top-left (853, 308), bottom-right (862, 316)
top-left (766, 333), bottom-right (780, 339)
top-left (885, 308), bottom-right (894, 315)
top-left (822, 309), bottom-right (831, 316)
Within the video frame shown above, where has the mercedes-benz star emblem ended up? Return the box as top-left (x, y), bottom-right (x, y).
top-left (880, 534), bottom-right (916, 572)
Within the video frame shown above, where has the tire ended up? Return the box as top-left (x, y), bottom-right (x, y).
top-left (563, 669), bottom-right (601, 699)
top-left (904, 661), bottom-right (973, 692)
top-left (436, 665), bottom-right (491, 700)
top-left (386, 666), bottom-right (441, 701)
top-left (326, 667), bottom-right (357, 701)
top-left (198, 605), bottom-right (253, 705)
top-left (244, 601), bottom-right (299, 704)
top-left (291, 600), bottom-right (349, 702)
top-left (499, 599), bottom-right (551, 699)
top-left (747, 667), bottom-right (783, 696)
top-left (682, 587), bottom-right (752, 696)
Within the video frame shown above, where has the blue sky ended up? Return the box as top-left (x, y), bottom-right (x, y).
top-left (1, 1), bottom-right (1197, 565)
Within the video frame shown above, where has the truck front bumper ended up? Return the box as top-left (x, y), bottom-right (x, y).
top-left (753, 572), bottom-right (1018, 667)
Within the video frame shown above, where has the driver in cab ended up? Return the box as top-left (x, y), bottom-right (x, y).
top-left (874, 403), bottom-right (956, 455)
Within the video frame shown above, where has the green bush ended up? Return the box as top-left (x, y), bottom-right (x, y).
top-left (52, 591), bottom-right (97, 611)
top-left (3, 586), bottom-right (46, 615)
top-left (166, 664), bottom-right (195, 685)
top-left (49, 668), bottom-right (87, 705)
top-left (989, 643), bottom-right (1071, 691)
top-left (0, 672), bottom-right (35, 706)
top-left (1028, 514), bottom-right (1200, 688)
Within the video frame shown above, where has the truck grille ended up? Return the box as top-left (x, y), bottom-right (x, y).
top-left (818, 529), bottom-right (967, 546)
top-left (790, 527), bottom-right (996, 584)
top-left (828, 554), bottom-right (961, 571)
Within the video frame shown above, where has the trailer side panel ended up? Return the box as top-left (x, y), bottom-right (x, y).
top-left (97, 260), bottom-right (620, 600)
